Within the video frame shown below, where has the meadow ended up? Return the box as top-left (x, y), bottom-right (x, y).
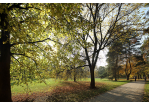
top-left (11, 78), bottom-right (131, 102)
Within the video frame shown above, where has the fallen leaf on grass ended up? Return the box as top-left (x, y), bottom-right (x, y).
top-left (12, 81), bottom-right (105, 102)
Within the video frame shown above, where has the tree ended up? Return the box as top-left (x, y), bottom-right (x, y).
top-left (0, 3), bottom-right (81, 102)
top-left (106, 40), bottom-right (124, 81)
top-left (96, 66), bottom-right (108, 79)
top-left (73, 3), bottom-right (144, 88)
top-left (50, 37), bottom-right (88, 81)
top-left (140, 37), bottom-right (149, 78)
top-left (122, 32), bottom-right (142, 80)
top-left (141, 37), bottom-right (149, 63)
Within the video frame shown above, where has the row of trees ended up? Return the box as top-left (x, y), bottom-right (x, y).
top-left (105, 4), bottom-right (149, 80)
top-left (106, 32), bottom-right (146, 80)
top-left (97, 33), bottom-right (149, 81)
top-left (0, 3), bottom-right (148, 101)
top-left (106, 24), bottom-right (149, 80)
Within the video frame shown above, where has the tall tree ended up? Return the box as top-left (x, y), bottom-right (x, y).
top-left (73, 3), bottom-right (144, 88)
top-left (106, 40), bottom-right (123, 81)
top-left (0, 3), bottom-right (81, 102)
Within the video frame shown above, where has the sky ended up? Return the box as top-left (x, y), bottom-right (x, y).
top-left (97, 48), bottom-right (108, 67)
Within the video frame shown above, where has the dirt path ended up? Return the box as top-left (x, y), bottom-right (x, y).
top-left (88, 80), bottom-right (145, 102)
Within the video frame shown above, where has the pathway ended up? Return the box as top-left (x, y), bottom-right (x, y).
top-left (88, 80), bottom-right (145, 102)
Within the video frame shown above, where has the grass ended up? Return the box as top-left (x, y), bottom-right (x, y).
top-left (11, 78), bottom-right (130, 102)
top-left (143, 80), bottom-right (149, 102)
top-left (11, 78), bottom-right (60, 94)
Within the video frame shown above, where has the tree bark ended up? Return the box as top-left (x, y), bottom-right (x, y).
top-left (74, 76), bottom-right (76, 82)
top-left (115, 55), bottom-right (119, 81)
top-left (90, 66), bottom-right (95, 89)
top-left (74, 71), bottom-right (76, 82)
top-left (0, 13), bottom-right (12, 102)
top-left (114, 68), bottom-right (117, 81)
top-left (138, 74), bottom-right (140, 79)
top-left (126, 74), bottom-right (130, 80)
top-left (140, 75), bottom-right (142, 79)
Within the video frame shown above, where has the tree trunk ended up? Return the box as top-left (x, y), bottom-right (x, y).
top-left (74, 72), bottom-right (76, 82)
top-left (74, 75), bottom-right (76, 82)
top-left (0, 32), bottom-right (12, 102)
top-left (126, 74), bottom-right (130, 80)
top-left (90, 67), bottom-right (95, 89)
top-left (0, 13), bottom-right (12, 102)
top-left (118, 69), bottom-right (119, 79)
top-left (114, 69), bottom-right (117, 81)
top-left (138, 74), bottom-right (140, 79)
top-left (73, 67), bottom-right (76, 82)
top-left (140, 75), bottom-right (142, 79)
top-left (114, 55), bottom-right (118, 81)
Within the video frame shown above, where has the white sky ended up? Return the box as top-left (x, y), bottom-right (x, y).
top-left (97, 48), bottom-right (108, 67)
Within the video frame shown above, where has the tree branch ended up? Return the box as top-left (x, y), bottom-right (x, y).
top-left (10, 37), bottom-right (61, 47)
top-left (8, 3), bottom-right (41, 11)
top-left (11, 53), bottom-right (37, 66)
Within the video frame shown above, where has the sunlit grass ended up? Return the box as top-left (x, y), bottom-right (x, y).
top-left (11, 78), bottom-right (129, 94)
top-left (11, 78), bottom-right (60, 94)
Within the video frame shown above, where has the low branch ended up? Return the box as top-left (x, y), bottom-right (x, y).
top-left (11, 53), bottom-right (37, 66)
top-left (8, 3), bottom-right (41, 11)
top-left (75, 65), bottom-right (89, 69)
top-left (11, 37), bottom-right (61, 47)
top-left (11, 55), bottom-right (21, 65)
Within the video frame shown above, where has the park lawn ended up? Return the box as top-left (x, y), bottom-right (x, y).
top-left (142, 80), bottom-right (149, 102)
top-left (11, 78), bottom-right (61, 94)
top-left (11, 78), bottom-right (130, 102)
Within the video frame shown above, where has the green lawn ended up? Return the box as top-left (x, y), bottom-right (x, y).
top-left (11, 78), bottom-right (129, 94)
top-left (143, 80), bottom-right (149, 102)
top-left (11, 78), bottom-right (61, 94)
top-left (11, 78), bottom-right (130, 102)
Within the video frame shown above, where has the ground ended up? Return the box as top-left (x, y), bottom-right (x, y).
top-left (11, 78), bottom-right (148, 102)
